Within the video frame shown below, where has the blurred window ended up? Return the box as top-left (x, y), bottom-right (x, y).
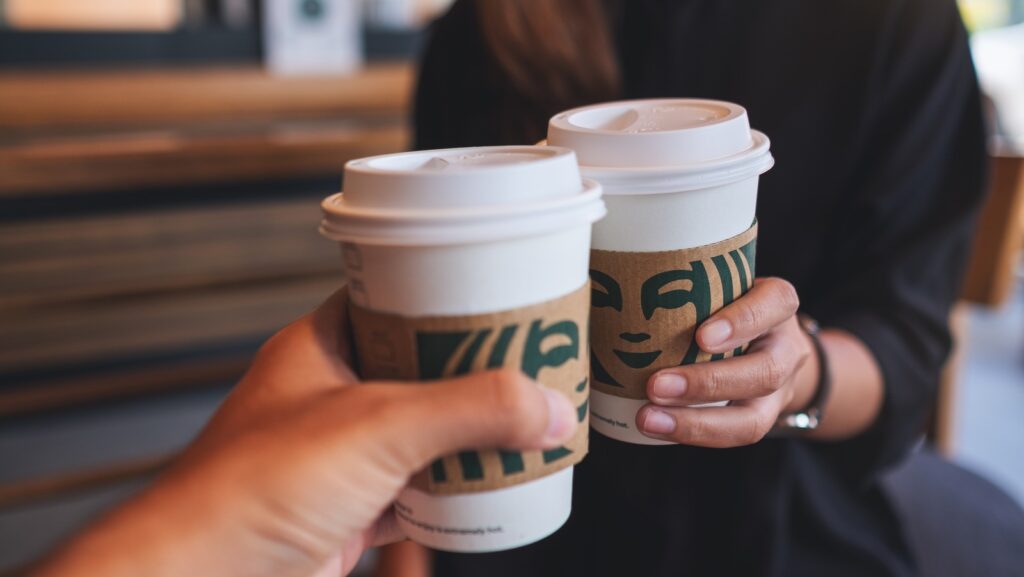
top-left (3, 0), bottom-right (183, 31)
top-left (962, 0), bottom-right (1024, 148)
top-left (960, 0), bottom-right (1024, 31)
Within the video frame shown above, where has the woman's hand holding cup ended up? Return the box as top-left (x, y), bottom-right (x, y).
top-left (638, 277), bottom-right (819, 447)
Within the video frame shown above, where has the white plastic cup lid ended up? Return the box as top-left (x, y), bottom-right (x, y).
top-left (342, 146), bottom-right (584, 210)
top-left (321, 145), bottom-right (606, 246)
top-left (547, 99), bottom-right (773, 194)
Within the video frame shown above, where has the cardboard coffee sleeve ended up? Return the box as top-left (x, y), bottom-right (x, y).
top-left (349, 283), bottom-right (590, 495)
top-left (589, 223), bottom-right (757, 400)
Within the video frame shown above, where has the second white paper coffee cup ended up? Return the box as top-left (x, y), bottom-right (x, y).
top-left (548, 99), bottom-right (773, 445)
top-left (321, 146), bottom-right (605, 551)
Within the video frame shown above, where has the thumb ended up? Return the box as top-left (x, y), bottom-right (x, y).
top-left (383, 369), bottom-right (579, 472)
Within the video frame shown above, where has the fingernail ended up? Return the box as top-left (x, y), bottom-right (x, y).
top-left (701, 319), bottom-right (732, 347)
top-left (541, 388), bottom-right (576, 445)
top-left (651, 374), bottom-right (687, 398)
top-left (642, 409), bottom-right (676, 435)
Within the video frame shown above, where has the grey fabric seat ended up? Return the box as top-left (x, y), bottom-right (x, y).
top-left (882, 449), bottom-right (1024, 577)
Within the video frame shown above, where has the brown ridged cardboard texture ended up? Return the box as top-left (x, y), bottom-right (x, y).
top-left (589, 223), bottom-right (758, 400)
top-left (348, 284), bottom-right (590, 495)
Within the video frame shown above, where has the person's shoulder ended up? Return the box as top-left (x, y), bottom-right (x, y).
top-left (864, 0), bottom-right (966, 46)
top-left (786, 0), bottom-right (962, 36)
top-left (420, 0), bottom-right (487, 63)
top-left (887, 0), bottom-right (963, 23)
top-left (749, 0), bottom-right (962, 58)
top-left (871, 0), bottom-right (970, 74)
top-left (811, 0), bottom-right (960, 22)
top-left (790, 0), bottom-right (968, 69)
top-left (427, 0), bottom-right (476, 37)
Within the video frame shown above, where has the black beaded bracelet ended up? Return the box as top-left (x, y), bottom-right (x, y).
top-left (775, 314), bottom-right (832, 431)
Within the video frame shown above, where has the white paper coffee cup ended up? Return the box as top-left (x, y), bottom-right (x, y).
top-left (548, 99), bottom-right (773, 445)
top-left (320, 146), bottom-right (605, 551)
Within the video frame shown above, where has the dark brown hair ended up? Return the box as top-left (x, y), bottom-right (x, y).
top-left (474, 0), bottom-right (621, 140)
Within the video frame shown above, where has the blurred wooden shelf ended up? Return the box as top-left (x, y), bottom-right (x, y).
top-left (0, 63), bottom-right (413, 130)
top-left (0, 356), bottom-right (246, 417)
top-left (0, 273), bottom-right (341, 375)
top-left (0, 65), bottom-right (404, 413)
top-left (0, 196), bottom-right (339, 310)
top-left (0, 121), bottom-right (408, 197)
top-left (0, 64), bottom-right (413, 196)
top-left (0, 455), bottom-right (172, 508)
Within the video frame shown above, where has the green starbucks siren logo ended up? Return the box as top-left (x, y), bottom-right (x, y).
top-left (589, 226), bottom-right (758, 398)
top-left (415, 318), bottom-right (587, 484)
top-left (348, 283), bottom-right (591, 493)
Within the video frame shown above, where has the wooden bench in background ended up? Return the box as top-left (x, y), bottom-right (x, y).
top-left (0, 63), bottom-right (413, 415)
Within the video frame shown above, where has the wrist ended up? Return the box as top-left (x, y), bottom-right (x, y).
top-left (34, 483), bottom-right (204, 577)
top-left (785, 322), bottom-right (821, 414)
top-left (775, 314), bottom-right (833, 434)
top-left (36, 455), bottom-right (290, 577)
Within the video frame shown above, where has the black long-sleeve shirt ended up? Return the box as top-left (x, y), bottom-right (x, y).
top-left (413, 1), bottom-right (988, 575)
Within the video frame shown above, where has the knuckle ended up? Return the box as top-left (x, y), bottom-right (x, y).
top-left (685, 415), bottom-right (712, 444)
top-left (478, 370), bottom-right (534, 446)
top-left (760, 354), bottom-right (788, 391)
top-left (255, 326), bottom-right (290, 358)
top-left (741, 414), bottom-right (770, 445)
top-left (769, 278), bottom-right (800, 313)
top-left (343, 390), bottom-right (399, 430)
top-left (697, 367), bottom-right (724, 400)
top-left (794, 341), bottom-right (812, 372)
top-left (734, 301), bottom-right (763, 330)
top-left (369, 395), bottom-right (402, 422)
top-left (486, 369), bottom-right (545, 444)
top-left (488, 368), bottom-right (533, 416)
